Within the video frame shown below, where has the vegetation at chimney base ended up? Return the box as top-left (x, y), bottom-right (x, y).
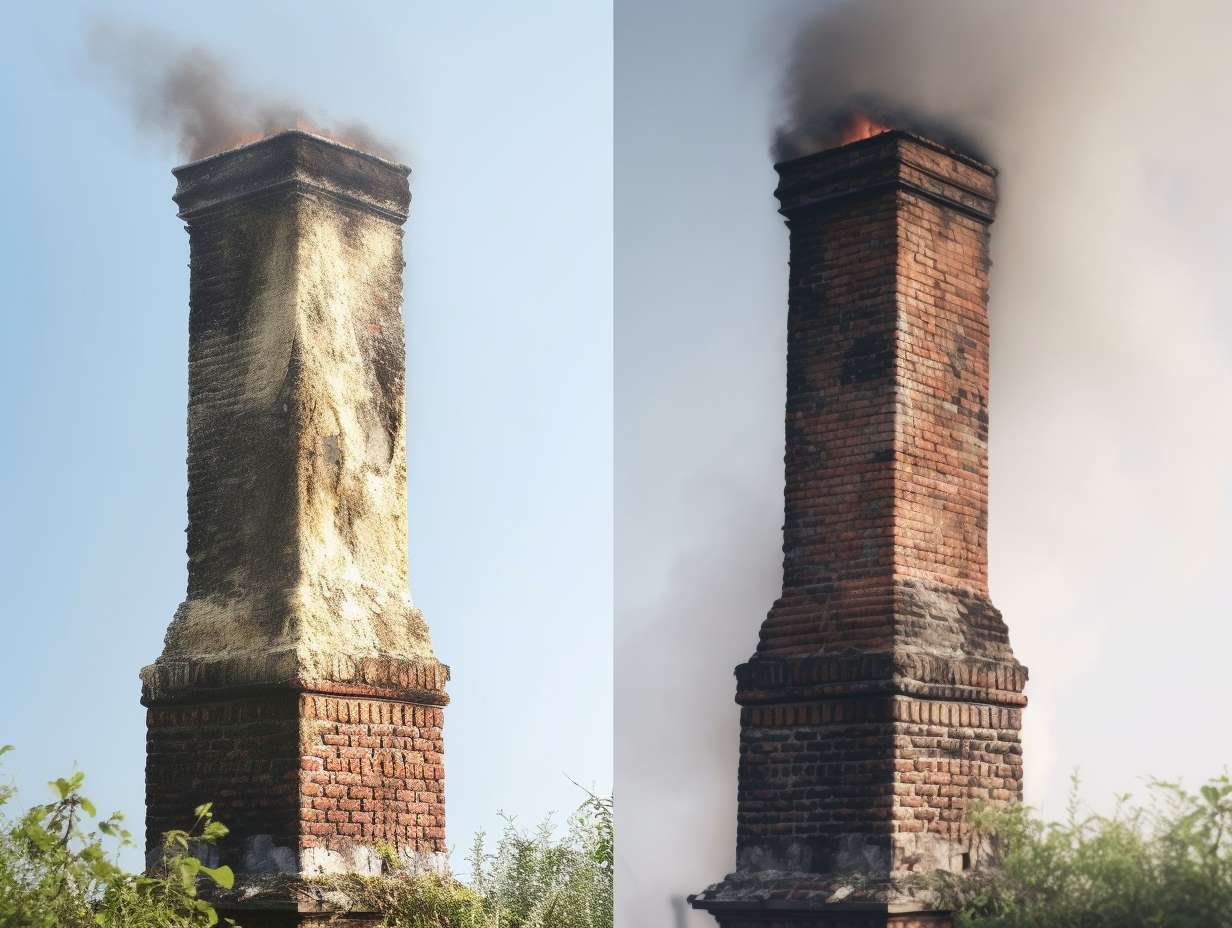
top-left (315, 788), bottom-right (613, 927)
top-left (0, 746), bottom-right (236, 928)
top-left (0, 746), bottom-right (613, 928)
top-left (921, 773), bottom-right (1232, 928)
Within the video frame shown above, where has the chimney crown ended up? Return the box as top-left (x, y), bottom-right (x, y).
top-left (172, 130), bottom-right (410, 223)
top-left (774, 130), bottom-right (996, 223)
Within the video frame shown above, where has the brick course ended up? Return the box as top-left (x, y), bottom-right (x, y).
top-left (693, 132), bottom-right (1027, 928)
top-left (736, 698), bottom-right (1022, 874)
top-left (299, 696), bottom-right (445, 857)
top-left (146, 694), bottom-right (299, 867)
top-left (145, 693), bottom-right (445, 873)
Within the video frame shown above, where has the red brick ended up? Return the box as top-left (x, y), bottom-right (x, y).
top-left (144, 691), bottom-right (447, 871)
top-left (722, 133), bottom-right (1027, 891)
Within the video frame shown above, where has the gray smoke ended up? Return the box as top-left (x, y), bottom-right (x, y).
top-left (88, 21), bottom-right (396, 162)
top-left (774, 1), bottom-right (1176, 163)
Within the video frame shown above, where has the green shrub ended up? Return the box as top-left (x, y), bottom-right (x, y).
top-left (468, 787), bottom-right (613, 928)
top-left (317, 786), bottom-right (614, 928)
top-left (0, 746), bottom-right (612, 928)
top-left (0, 746), bottom-right (235, 928)
top-left (308, 867), bottom-right (485, 928)
top-left (922, 773), bottom-right (1232, 927)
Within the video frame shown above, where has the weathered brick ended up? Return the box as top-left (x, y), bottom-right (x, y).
top-left (145, 691), bottom-right (446, 874)
top-left (695, 132), bottom-right (1029, 928)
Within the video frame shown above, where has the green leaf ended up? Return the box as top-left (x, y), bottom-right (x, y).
top-left (199, 863), bottom-right (235, 890)
top-left (164, 828), bottom-right (189, 851)
top-left (79, 796), bottom-right (96, 818)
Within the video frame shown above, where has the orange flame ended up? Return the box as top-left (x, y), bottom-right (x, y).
top-left (839, 111), bottom-right (892, 145)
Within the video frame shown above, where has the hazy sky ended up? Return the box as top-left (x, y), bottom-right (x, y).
top-left (4, 0), bottom-right (1232, 923)
top-left (0, 0), bottom-right (611, 872)
top-left (616, 1), bottom-right (1232, 925)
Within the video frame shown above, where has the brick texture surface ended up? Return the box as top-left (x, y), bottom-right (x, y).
top-left (299, 696), bottom-right (445, 856)
top-left (736, 698), bottom-right (1022, 872)
top-left (146, 693), bottom-right (445, 871)
top-left (143, 135), bottom-right (448, 927)
top-left (146, 694), bottom-right (300, 863)
top-left (759, 135), bottom-right (1013, 662)
top-left (694, 132), bottom-right (1026, 928)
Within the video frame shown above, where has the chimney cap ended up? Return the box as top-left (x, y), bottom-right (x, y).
top-left (773, 129), bottom-right (997, 224)
top-left (172, 129), bottom-right (411, 224)
top-left (772, 128), bottom-right (994, 175)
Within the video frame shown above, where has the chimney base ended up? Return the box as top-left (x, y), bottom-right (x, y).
top-left (201, 868), bottom-right (440, 925)
top-left (211, 904), bottom-right (381, 928)
top-left (209, 892), bottom-right (383, 928)
top-left (144, 684), bottom-right (447, 881)
top-left (689, 895), bottom-right (952, 928)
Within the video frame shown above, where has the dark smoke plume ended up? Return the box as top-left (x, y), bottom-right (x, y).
top-left (770, 0), bottom-right (1064, 162)
top-left (88, 22), bottom-right (397, 162)
top-left (775, 92), bottom-right (985, 163)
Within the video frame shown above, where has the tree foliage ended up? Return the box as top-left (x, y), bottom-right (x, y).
top-left (0, 746), bottom-right (235, 928)
top-left (320, 784), bottom-right (614, 928)
top-left (0, 746), bottom-right (613, 928)
top-left (467, 786), bottom-right (613, 928)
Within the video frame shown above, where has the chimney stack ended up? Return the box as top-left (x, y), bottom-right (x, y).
top-left (141, 131), bottom-right (448, 920)
top-left (692, 131), bottom-right (1027, 927)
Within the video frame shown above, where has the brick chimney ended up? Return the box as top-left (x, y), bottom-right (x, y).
top-left (691, 131), bottom-right (1027, 927)
top-left (141, 131), bottom-right (448, 921)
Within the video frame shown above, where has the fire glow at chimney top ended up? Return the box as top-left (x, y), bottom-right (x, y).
top-left (836, 109), bottom-right (893, 145)
top-left (141, 130), bottom-right (449, 922)
top-left (692, 131), bottom-right (1027, 927)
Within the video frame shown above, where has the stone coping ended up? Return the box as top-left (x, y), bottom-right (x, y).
top-left (172, 130), bottom-right (410, 224)
top-left (690, 870), bottom-right (941, 913)
top-left (736, 650), bottom-right (1027, 709)
top-left (773, 130), bottom-right (996, 224)
top-left (141, 650), bottom-right (449, 706)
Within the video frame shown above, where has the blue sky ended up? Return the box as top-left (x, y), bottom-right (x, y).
top-left (0, 0), bottom-right (611, 872)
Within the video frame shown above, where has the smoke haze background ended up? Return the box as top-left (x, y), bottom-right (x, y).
top-left (88, 21), bottom-right (396, 160)
top-left (616, 1), bottom-right (1232, 925)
